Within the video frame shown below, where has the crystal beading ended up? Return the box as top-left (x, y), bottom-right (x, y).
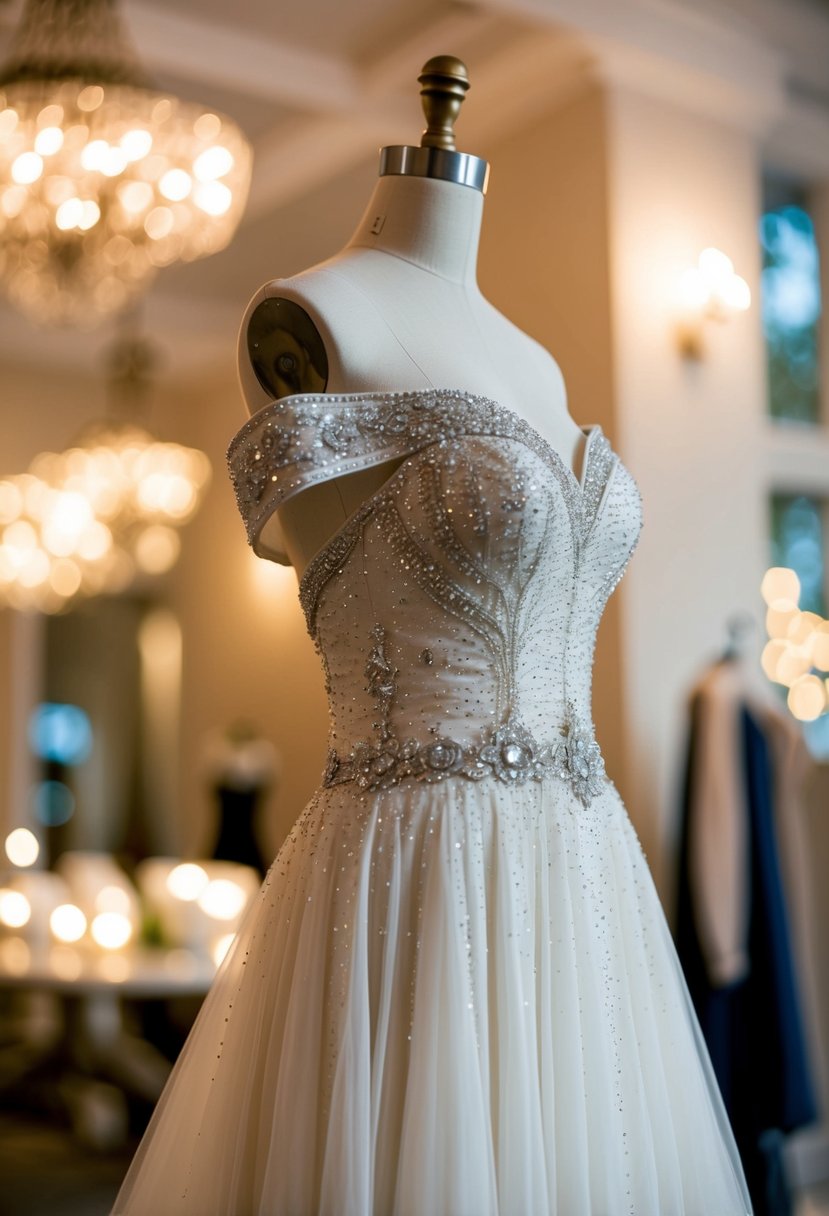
top-left (321, 707), bottom-right (606, 807)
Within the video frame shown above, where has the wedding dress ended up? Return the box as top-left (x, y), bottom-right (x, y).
top-left (113, 387), bottom-right (752, 1215)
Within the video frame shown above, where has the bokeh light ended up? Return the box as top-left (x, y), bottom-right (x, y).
top-left (166, 863), bottom-right (209, 902)
top-left (49, 903), bottom-right (87, 943)
top-left (5, 827), bottom-right (39, 868)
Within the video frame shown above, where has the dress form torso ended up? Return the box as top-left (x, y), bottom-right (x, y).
top-left (237, 173), bottom-right (585, 575)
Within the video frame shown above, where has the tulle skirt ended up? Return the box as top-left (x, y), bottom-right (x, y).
top-left (113, 777), bottom-right (752, 1215)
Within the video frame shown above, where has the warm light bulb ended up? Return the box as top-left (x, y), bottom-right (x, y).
top-left (167, 863), bottom-right (209, 901)
top-left (193, 181), bottom-right (232, 216)
top-left (0, 889), bottom-right (31, 928)
top-left (34, 126), bottom-right (64, 156)
top-left (198, 879), bottom-right (247, 921)
top-left (159, 169), bottom-right (192, 201)
top-left (787, 611), bottom-right (822, 646)
top-left (100, 146), bottom-right (128, 177)
top-left (761, 566), bottom-right (801, 609)
top-left (699, 247), bottom-right (734, 284)
top-left (721, 274), bottom-right (751, 312)
top-left (90, 911), bottom-right (132, 949)
top-left (120, 129), bottom-right (153, 161)
top-left (94, 885), bottom-right (132, 915)
top-left (766, 605), bottom-right (797, 640)
top-left (775, 647), bottom-right (812, 687)
top-left (11, 152), bottom-right (43, 184)
top-left (55, 197), bottom-right (84, 230)
top-left (788, 674), bottom-right (827, 721)
top-left (193, 145), bottom-right (234, 181)
top-left (80, 139), bottom-right (108, 171)
top-left (5, 827), bottom-right (39, 867)
top-left (50, 903), bottom-right (87, 943)
top-left (79, 200), bottom-right (101, 230)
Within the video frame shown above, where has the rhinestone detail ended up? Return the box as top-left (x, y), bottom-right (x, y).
top-left (322, 709), bottom-right (606, 806)
top-left (226, 388), bottom-right (605, 556)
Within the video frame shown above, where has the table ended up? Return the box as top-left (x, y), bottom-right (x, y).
top-left (0, 936), bottom-right (217, 1149)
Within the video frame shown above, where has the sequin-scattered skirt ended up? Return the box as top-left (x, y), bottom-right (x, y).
top-left (112, 778), bottom-right (752, 1215)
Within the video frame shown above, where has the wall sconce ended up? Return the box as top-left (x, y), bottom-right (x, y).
top-left (675, 247), bottom-right (751, 359)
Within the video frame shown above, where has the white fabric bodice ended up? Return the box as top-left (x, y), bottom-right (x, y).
top-left (227, 389), bottom-right (643, 806)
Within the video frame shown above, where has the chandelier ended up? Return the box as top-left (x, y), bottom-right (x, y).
top-left (0, 0), bottom-right (252, 324)
top-left (0, 336), bottom-right (210, 612)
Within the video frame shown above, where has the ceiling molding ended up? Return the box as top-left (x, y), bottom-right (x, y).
top-left (122, 2), bottom-right (360, 111)
top-left (480, 0), bottom-right (787, 134)
top-left (586, 35), bottom-right (785, 135)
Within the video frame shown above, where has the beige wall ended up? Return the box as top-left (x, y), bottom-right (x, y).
top-left (606, 88), bottom-right (769, 887)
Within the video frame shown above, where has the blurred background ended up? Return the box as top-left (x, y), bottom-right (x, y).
top-left (0, 0), bottom-right (828, 1213)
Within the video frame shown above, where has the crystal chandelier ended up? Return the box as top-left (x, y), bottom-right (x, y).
top-left (0, 0), bottom-right (252, 324)
top-left (0, 336), bottom-right (210, 612)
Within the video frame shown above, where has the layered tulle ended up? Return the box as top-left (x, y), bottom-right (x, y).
top-left (113, 778), bottom-right (751, 1215)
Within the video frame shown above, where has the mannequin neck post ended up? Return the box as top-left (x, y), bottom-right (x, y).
top-left (346, 174), bottom-right (484, 286)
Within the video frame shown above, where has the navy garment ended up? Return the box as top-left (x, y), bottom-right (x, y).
top-left (676, 695), bottom-right (818, 1216)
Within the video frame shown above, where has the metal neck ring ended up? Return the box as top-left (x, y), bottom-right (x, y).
top-left (379, 145), bottom-right (490, 194)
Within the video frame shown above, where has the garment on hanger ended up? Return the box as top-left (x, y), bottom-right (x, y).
top-left (113, 388), bottom-right (752, 1215)
top-left (676, 656), bottom-right (818, 1216)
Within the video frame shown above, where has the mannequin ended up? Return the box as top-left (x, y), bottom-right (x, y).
top-left (237, 55), bottom-right (586, 576)
top-left (116, 61), bottom-right (755, 1216)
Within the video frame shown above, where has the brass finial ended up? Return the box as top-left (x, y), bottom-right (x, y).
top-left (418, 55), bottom-right (470, 151)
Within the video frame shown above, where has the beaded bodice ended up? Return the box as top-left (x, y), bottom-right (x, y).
top-left (227, 389), bottom-right (642, 805)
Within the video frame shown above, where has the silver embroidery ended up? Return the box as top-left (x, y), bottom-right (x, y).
top-left (227, 389), bottom-right (591, 554)
top-left (226, 389), bottom-right (643, 814)
top-left (322, 704), bottom-right (606, 806)
top-left (365, 623), bottom-right (397, 743)
top-left (228, 390), bottom-right (622, 633)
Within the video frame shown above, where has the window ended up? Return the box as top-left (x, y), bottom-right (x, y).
top-left (770, 494), bottom-right (827, 616)
top-left (762, 172), bottom-right (829, 756)
top-left (760, 177), bottom-right (822, 425)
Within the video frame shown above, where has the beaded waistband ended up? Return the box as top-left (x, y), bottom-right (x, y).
top-left (321, 713), bottom-right (605, 806)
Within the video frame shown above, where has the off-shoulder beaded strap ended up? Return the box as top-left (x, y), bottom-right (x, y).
top-left (226, 387), bottom-right (611, 560)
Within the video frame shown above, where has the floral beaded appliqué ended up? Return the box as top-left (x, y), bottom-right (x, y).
top-left (227, 388), bottom-right (600, 555)
top-left (322, 703), bottom-right (606, 806)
